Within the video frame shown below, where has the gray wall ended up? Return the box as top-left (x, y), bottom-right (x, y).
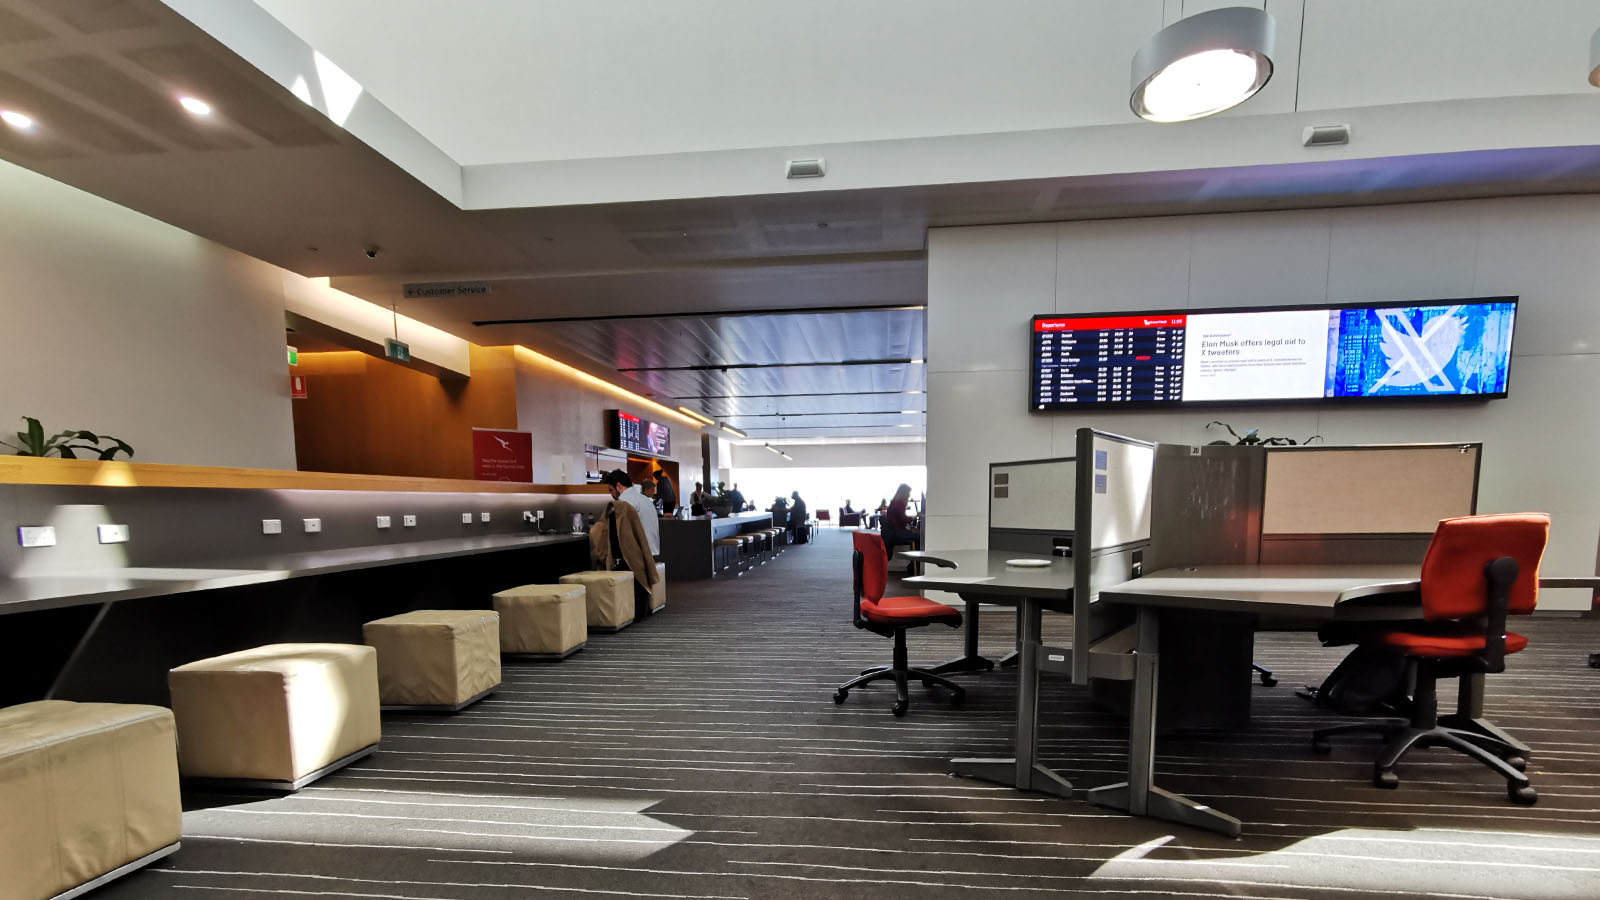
top-left (927, 196), bottom-right (1600, 610)
top-left (0, 159), bottom-right (296, 469)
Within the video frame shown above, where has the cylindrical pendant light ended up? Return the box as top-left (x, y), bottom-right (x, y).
top-left (1131, 6), bottom-right (1276, 123)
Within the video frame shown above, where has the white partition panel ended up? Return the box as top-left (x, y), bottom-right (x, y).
top-left (990, 458), bottom-right (1075, 532)
top-left (1091, 435), bottom-right (1155, 550)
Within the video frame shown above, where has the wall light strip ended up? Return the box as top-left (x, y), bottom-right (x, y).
top-left (677, 406), bottom-right (716, 426)
top-left (720, 425), bottom-right (748, 438)
top-left (512, 345), bottom-right (704, 427)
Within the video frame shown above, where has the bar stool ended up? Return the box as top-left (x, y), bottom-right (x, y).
top-left (714, 537), bottom-right (742, 573)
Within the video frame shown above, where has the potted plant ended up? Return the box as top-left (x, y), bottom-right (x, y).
top-left (1, 416), bottom-right (134, 459)
top-left (1206, 421), bottom-right (1321, 447)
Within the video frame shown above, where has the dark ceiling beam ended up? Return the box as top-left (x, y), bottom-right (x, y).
top-left (473, 302), bottom-right (924, 327)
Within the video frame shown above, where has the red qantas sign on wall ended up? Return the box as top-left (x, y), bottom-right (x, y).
top-left (472, 429), bottom-right (533, 482)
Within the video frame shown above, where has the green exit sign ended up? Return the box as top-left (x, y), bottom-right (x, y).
top-left (385, 338), bottom-right (411, 362)
top-left (286, 346), bottom-right (298, 366)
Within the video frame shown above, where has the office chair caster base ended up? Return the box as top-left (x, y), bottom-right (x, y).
top-left (1259, 673), bottom-right (1278, 687)
top-left (948, 689), bottom-right (965, 708)
top-left (832, 690), bottom-right (848, 704)
top-left (1504, 756), bottom-right (1527, 772)
top-left (1509, 784), bottom-right (1538, 805)
top-left (1374, 770), bottom-right (1400, 789)
top-left (860, 665), bottom-right (888, 676)
top-left (892, 699), bottom-right (908, 717)
top-left (1589, 652), bottom-right (1600, 669)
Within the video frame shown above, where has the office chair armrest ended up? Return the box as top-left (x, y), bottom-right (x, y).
top-left (1481, 556), bottom-right (1517, 673)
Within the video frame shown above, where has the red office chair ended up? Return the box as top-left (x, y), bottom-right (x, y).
top-left (833, 530), bottom-right (966, 716)
top-left (1312, 513), bottom-right (1549, 803)
top-left (817, 509), bottom-right (831, 526)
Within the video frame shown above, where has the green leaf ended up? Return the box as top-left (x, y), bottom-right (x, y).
top-left (25, 417), bottom-right (42, 446)
top-left (98, 447), bottom-right (120, 460)
top-left (75, 430), bottom-right (98, 442)
top-left (57, 446), bottom-right (77, 459)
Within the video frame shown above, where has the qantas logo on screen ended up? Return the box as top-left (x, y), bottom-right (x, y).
top-left (1036, 315), bottom-right (1185, 331)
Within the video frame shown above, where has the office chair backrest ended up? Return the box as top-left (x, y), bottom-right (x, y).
top-left (1420, 513), bottom-right (1549, 620)
top-left (852, 530), bottom-right (888, 605)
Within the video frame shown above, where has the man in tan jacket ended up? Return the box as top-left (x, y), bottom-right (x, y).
top-left (592, 470), bottom-right (661, 619)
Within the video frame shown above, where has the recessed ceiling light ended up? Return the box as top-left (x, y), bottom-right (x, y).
top-left (1131, 7), bottom-right (1275, 123)
top-left (1, 109), bottom-right (34, 131)
top-left (909, 358), bottom-right (925, 365)
top-left (178, 96), bottom-right (212, 116)
top-left (904, 389), bottom-right (922, 394)
top-left (900, 410), bottom-right (919, 414)
top-left (896, 423), bottom-right (916, 427)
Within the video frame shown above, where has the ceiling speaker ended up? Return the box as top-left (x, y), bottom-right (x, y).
top-left (786, 158), bottom-right (826, 179)
top-left (1302, 124), bottom-right (1351, 147)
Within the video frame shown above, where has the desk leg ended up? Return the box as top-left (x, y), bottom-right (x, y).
top-left (928, 600), bottom-right (997, 675)
top-left (1087, 607), bottom-right (1241, 838)
top-left (1439, 672), bottom-right (1531, 758)
top-left (952, 598), bottom-right (1074, 799)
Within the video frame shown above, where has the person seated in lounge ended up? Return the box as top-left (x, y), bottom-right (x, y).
top-left (882, 483), bottom-right (919, 561)
top-left (843, 499), bottom-right (856, 515)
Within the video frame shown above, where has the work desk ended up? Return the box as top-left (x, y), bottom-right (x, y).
top-left (0, 533), bottom-right (587, 615)
top-left (904, 549), bottom-right (1077, 798)
top-left (1088, 564), bottom-right (1598, 838)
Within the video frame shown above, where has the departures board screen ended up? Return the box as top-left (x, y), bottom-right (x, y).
top-left (1030, 297), bottom-right (1516, 410)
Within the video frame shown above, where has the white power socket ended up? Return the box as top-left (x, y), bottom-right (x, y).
top-left (376, 515), bottom-right (392, 529)
top-left (17, 526), bottom-right (56, 548)
top-left (403, 515), bottom-right (417, 527)
top-left (262, 519), bottom-right (283, 535)
top-left (303, 518), bottom-right (322, 533)
top-left (480, 512), bottom-right (491, 523)
top-left (97, 523), bottom-right (130, 544)
top-left (461, 513), bottom-right (474, 524)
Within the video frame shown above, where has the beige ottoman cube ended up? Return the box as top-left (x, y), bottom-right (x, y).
top-left (650, 562), bottom-right (667, 613)
top-left (0, 701), bottom-right (181, 900)
top-left (363, 610), bottom-right (501, 710)
top-left (169, 643), bottom-right (379, 790)
top-left (560, 570), bottom-right (635, 631)
top-left (493, 585), bottom-right (588, 659)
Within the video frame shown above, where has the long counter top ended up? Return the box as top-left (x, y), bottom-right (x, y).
top-left (0, 532), bottom-right (586, 615)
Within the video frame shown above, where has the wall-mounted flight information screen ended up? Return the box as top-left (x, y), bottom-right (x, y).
top-left (1031, 298), bottom-right (1517, 410)
top-left (608, 410), bottom-right (671, 456)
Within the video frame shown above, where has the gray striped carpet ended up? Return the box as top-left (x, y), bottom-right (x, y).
top-left (101, 527), bottom-right (1600, 900)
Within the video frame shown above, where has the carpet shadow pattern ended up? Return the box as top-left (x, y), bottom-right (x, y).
top-left (97, 527), bottom-right (1600, 900)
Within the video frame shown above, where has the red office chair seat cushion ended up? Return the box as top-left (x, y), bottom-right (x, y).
top-left (1378, 627), bottom-right (1528, 658)
top-left (859, 596), bottom-right (961, 625)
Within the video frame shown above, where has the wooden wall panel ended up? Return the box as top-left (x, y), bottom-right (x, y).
top-left (291, 345), bottom-right (518, 479)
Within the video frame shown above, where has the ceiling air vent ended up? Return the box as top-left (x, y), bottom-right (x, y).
top-left (786, 158), bottom-right (826, 179)
top-left (1302, 124), bottom-right (1351, 147)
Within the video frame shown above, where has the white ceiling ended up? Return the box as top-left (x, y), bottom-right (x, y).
top-left (247, 0), bottom-right (1600, 169)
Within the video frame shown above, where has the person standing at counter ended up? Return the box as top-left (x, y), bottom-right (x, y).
top-left (787, 491), bottom-right (808, 544)
top-left (656, 471), bottom-right (677, 517)
top-left (725, 483), bottom-right (747, 512)
top-left (882, 483), bottom-right (919, 562)
top-left (690, 482), bottom-right (708, 516)
top-left (598, 470), bottom-right (661, 620)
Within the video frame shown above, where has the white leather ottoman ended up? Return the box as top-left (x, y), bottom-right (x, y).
top-left (559, 570), bottom-right (635, 632)
top-left (168, 643), bottom-right (380, 791)
top-left (650, 561), bottom-right (667, 613)
top-left (363, 610), bottom-right (501, 710)
top-left (0, 700), bottom-right (181, 900)
top-left (492, 585), bottom-right (588, 660)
